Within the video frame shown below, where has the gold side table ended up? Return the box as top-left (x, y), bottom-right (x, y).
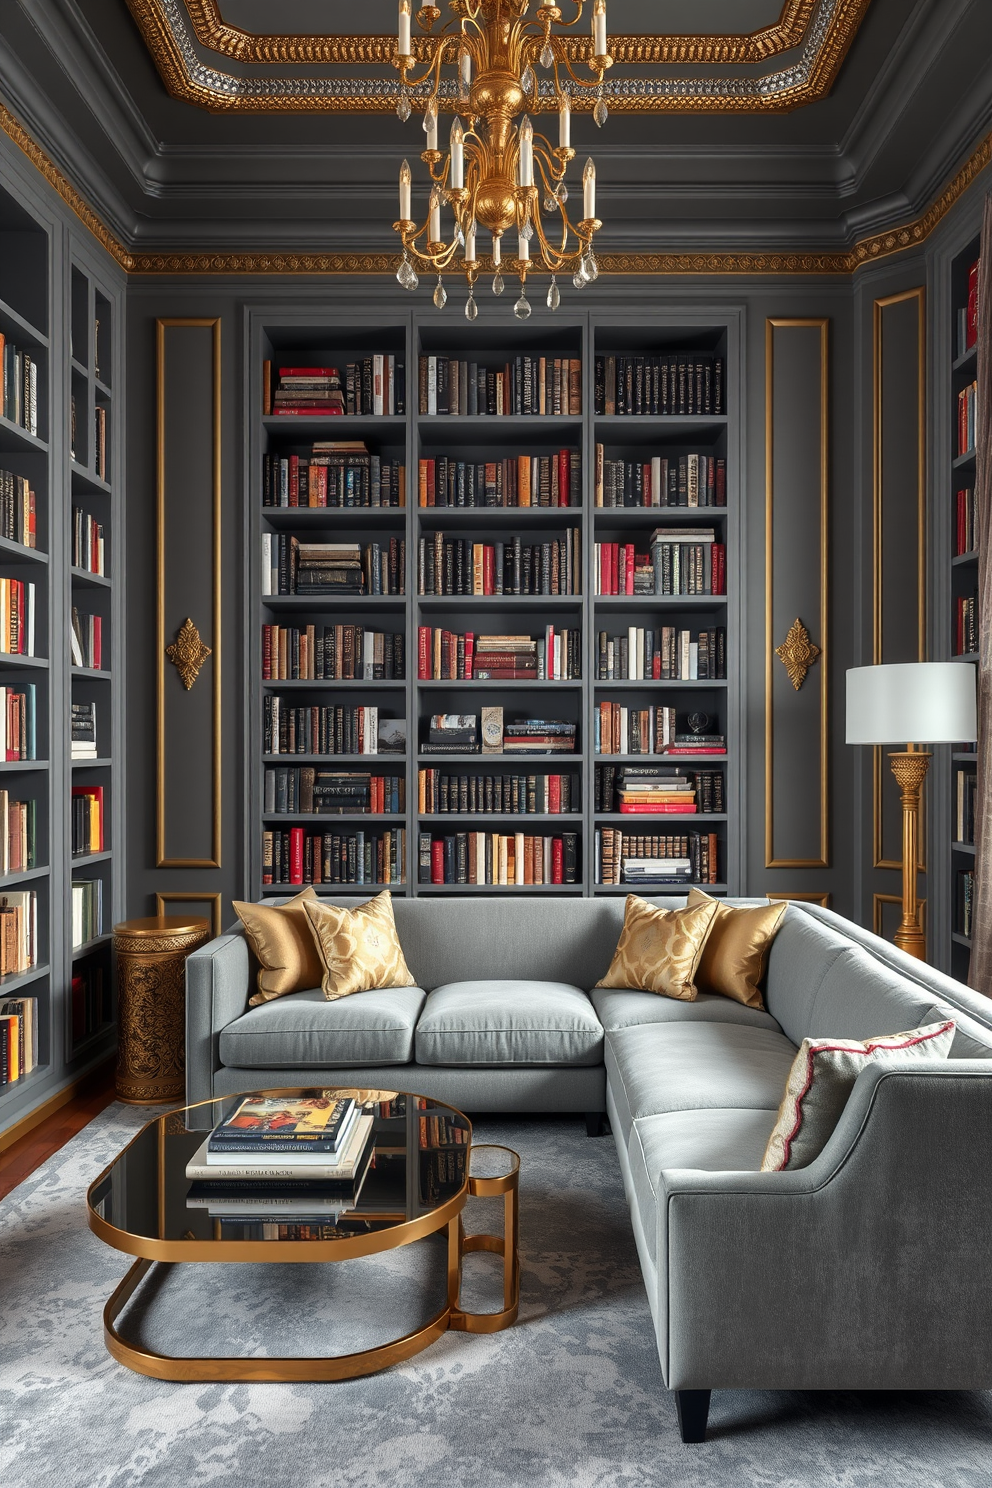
top-left (450, 1143), bottom-right (520, 1333)
top-left (113, 916), bottom-right (211, 1104)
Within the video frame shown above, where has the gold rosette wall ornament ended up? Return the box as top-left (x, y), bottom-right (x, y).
top-left (775, 618), bottom-right (821, 691)
top-left (166, 618), bottom-right (212, 691)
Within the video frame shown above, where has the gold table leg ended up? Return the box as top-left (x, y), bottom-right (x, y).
top-left (449, 1143), bottom-right (520, 1334)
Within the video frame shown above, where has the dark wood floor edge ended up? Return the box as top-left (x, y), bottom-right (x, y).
top-left (0, 1059), bottom-right (117, 1199)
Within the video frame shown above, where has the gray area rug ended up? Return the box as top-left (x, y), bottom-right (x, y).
top-left (2, 1102), bottom-right (991, 1488)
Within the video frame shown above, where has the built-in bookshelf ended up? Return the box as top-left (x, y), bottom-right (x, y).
top-left (247, 310), bottom-right (740, 899)
top-left (948, 235), bottom-right (981, 982)
top-left (0, 166), bottom-right (122, 1140)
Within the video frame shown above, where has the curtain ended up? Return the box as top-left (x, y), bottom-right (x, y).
top-left (969, 193), bottom-right (992, 993)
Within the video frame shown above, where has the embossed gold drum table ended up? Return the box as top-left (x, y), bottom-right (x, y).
top-left (86, 1088), bottom-right (520, 1382)
top-left (113, 916), bottom-right (211, 1104)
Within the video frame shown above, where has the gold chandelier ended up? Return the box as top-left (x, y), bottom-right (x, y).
top-left (393, 0), bottom-right (611, 318)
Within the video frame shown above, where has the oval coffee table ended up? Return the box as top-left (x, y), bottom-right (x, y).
top-left (86, 1087), bottom-right (519, 1382)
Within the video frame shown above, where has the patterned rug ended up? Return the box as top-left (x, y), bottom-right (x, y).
top-left (2, 1101), bottom-right (991, 1488)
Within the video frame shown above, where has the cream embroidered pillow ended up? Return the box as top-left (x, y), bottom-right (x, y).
top-left (595, 893), bottom-right (719, 1002)
top-left (303, 890), bottom-right (416, 1001)
top-left (234, 887), bottom-right (325, 1006)
top-left (761, 1018), bottom-right (956, 1172)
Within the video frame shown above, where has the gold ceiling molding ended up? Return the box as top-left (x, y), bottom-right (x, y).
top-left (122, 0), bottom-right (872, 114)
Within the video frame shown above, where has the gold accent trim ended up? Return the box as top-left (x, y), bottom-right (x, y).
top-left (165, 617), bottom-right (211, 690)
top-left (765, 317), bottom-right (830, 870)
top-left (155, 891), bottom-right (223, 937)
top-left (872, 287), bottom-right (927, 871)
top-left (775, 617), bottom-right (821, 691)
top-left (156, 318), bottom-right (222, 869)
top-left (873, 891), bottom-right (927, 938)
top-left (767, 891), bottom-right (831, 906)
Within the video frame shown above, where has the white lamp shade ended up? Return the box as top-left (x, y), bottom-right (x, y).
top-left (846, 662), bottom-right (977, 745)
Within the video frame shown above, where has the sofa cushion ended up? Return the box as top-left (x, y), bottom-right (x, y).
top-left (596, 894), bottom-right (719, 1001)
top-left (805, 945), bottom-right (965, 1048)
top-left (415, 980), bottom-right (604, 1067)
top-left (234, 887), bottom-right (325, 1006)
top-left (592, 987), bottom-right (782, 1035)
top-left (218, 986), bottom-right (427, 1068)
top-left (763, 909), bottom-right (861, 1046)
top-left (628, 1109), bottom-right (777, 1261)
top-left (687, 888), bottom-right (787, 1008)
top-left (303, 891), bottom-right (416, 1001)
top-left (605, 1022), bottom-right (797, 1141)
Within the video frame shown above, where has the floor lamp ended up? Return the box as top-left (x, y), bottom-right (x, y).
top-left (846, 662), bottom-right (978, 960)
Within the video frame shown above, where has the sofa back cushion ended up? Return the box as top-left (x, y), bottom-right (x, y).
top-left (763, 909), bottom-right (855, 1045)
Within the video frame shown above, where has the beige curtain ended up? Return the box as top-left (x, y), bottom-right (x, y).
top-left (969, 194), bottom-right (992, 993)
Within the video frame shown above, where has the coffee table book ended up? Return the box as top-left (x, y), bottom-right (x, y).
top-left (185, 1111), bottom-right (375, 1182)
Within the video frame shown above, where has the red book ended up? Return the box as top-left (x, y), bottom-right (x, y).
top-left (548, 775), bottom-right (561, 813)
top-left (92, 615), bottom-right (102, 670)
top-left (418, 626), bottom-right (429, 680)
top-left (712, 543), bottom-right (726, 595)
top-left (464, 633), bottom-right (474, 678)
top-left (289, 827), bottom-right (304, 884)
top-left (551, 837), bottom-right (564, 884)
top-left (652, 654), bottom-right (661, 680)
top-left (558, 449), bottom-right (570, 507)
top-left (619, 803), bottom-right (697, 814)
top-left (431, 840), bottom-right (445, 884)
top-left (278, 366), bottom-right (340, 377)
top-left (288, 454), bottom-right (299, 507)
top-left (663, 746), bottom-right (727, 756)
top-left (968, 259), bottom-right (980, 350)
top-left (483, 548), bottom-right (495, 595)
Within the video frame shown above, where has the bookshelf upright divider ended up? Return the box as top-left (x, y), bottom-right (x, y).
top-left (247, 308), bottom-right (741, 901)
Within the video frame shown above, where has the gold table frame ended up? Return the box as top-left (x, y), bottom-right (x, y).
top-left (87, 1099), bottom-right (519, 1383)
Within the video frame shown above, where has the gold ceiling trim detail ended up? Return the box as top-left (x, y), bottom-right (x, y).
top-left (123, 0), bottom-right (872, 113)
top-left (183, 0), bottom-right (818, 67)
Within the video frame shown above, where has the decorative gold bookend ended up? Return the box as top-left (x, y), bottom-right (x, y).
top-left (166, 618), bottom-right (211, 691)
top-left (887, 749), bottom-right (931, 960)
top-left (775, 618), bottom-right (821, 691)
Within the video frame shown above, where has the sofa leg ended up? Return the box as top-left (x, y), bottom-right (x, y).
top-left (584, 1111), bottom-right (606, 1137)
top-left (675, 1389), bottom-right (711, 1444)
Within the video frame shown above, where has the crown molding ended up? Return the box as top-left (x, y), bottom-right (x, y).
top-left (122, 0), bottom-right (871, 114)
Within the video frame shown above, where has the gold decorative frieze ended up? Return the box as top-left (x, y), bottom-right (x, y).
top-left (775, 618), bottom-right (821, 691)
top-left (166, 617), bottom-right (211, 690)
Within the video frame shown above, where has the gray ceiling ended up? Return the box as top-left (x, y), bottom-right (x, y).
top-left (0, 0), bottom-right (989, 254)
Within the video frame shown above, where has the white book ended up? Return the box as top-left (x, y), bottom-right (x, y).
top-left (427, 356), bottom-right (437, 416)
top-left (373, 353), bottom-right (384, 416)
top-left (185, 1112), bottom-right (374, 1181)
top-left (651, 456), bottom-right (662, 506)
top-left (26, 584), bottom-right (34, 658)
top-left (261, 533), bottom-right (271, 595)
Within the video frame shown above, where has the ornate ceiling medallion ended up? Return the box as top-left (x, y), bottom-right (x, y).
top-left (166, 617), bottom-right (211, 689)
top-left (775, 617), bottom-right (821, 691)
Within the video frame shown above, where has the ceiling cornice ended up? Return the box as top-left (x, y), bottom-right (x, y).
top-left (0, 95), bottom-right (988, 276)
top-left (122, 0), bottom-right (872, 114)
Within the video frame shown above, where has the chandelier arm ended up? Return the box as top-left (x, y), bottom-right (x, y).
top-left (529, 209), bottom-right (573, 271)
top-left (403, 231), bottom-right (464, 271)
top-left (556, 54), bottom-right (606, 89)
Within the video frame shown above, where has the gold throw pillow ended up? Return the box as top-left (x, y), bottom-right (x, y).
top-left (686, 889), bottom-right (787, 1009)
top-left (303, 890), bottom-right (416, 1002)
top-left (234, 887), bottom-right (325, 1006)
top-left (596, 893), bottom-right (719, 1001)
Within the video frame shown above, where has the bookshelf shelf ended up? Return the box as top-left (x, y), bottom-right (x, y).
top-left (262, 812), bottom-right (407, 824)
top-left (953, 450), bottom-right (976, 469)
top-left (953, 752), bottom-right (978, 762)
top-left (594, 595), bottom-right (727, 609)
top-left (594, 415), bottom-right (728, 436)
top-left (71, 666), bottom-right (111, 680)
top-left (953, 931), bottom-right (973, 948)
top-left (593, 678), bottom-right (728, 690)
top-left (592, 508), bottom-right (728, 525)
top-left (418, 595), bottom-right (581, 609)
top-left (593, 882), bottom-right (729, 895)
top-left (0, 760), bottom-right (49, 773)
top-left (70, 566), bottom-right (111, 588)
top-left (71, 356), bottom-right (87, 378)
top-left (263, 508), bottom-right (406, 528)
top-left (262, 415), bottom-right (406, 435)
top-left (420, 507), bottom-right (580, 524)
top-left (0, 653), bottom-right (48, 669)
top-left (261, 679), bottom-right (407, 692)
top-left (952, 842), bottom-right (976, 856)
top-left (953, 347), bottom-right (977, 372)
top-left (595, 812), bottom-right (728, 824)
top-left (263, 753), bottom-right (407, 764)
top-left (69, 464), bottom-right (112, 496)
top-left (0, 417), bottom-right (47, 455)
top-left (0, 298), bottom-right (48, 347)
top-left (0, 537), bottom-right (47, 565)
top-left (0, 962), bottom-right (50, 995)
top-left (70, 850), bottom-right (112, 866)
top-left (418, 751), bottom-right (584, 764)
top-left (952, 551), bottom-right (979, 566)
top-left (0, 864), bottom-right (49, 887)
top-left (419, 813), bottom-right (581, 825)
top-left (262, 595), bottom-right (406, 612)
top-left (418, 679), bottom-right (582, 690)
top-left (417, 882), bottom-right (584, 894)
top-left (70, 757), bottom-right (112, 769)
top-left (419, 416), bottom-right (581, 436)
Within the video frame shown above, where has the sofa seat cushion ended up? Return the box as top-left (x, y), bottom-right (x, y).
top-left (605, 1022), bottom-right (797, 1141)
top-left (415, 980), bottom-right (604, 1067)
top-left (218, 986), bottom-right (427, 1068)
top-left (628, 1109), bottom-right (777, 1261)
top-left (592, 988), bottom-right (782, 1036)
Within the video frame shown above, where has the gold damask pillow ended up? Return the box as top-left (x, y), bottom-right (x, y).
top-left (234, 887), bottom-right (325, 1006)
top-left (303, 891), bottom-right (416, 1002)
top-left (686, 888), bottom-right (787, 1009)
top-left (596, 894), bottom-right (719, 1001)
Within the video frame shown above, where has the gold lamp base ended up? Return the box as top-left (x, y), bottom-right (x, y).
top-left (887, 749), bottom-right (931, 961)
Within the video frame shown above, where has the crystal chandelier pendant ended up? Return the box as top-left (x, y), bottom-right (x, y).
top-left (433, 275), bottom-right (447, 309)
top-left (397, 253), bottom-right (419, 290)
top-left (454, 224), bottom-right (465, 248)
top-left (520, 218), bottom-right (534, 242)
top-left (558, 183), bottom-right (568, 204)
top-left (465, 292), bottom-right (479, 322)
top-left (522, 64), bottom-right (535, 95)
top-left (547, 277), bottom-right (560, 311)
top-left (594, 88), bottom-right (608, 128)
top-left (544, 193), bottom-right (557, 213)
top-left (423, 103), bottom-right (437, 136)
top-left (513, 292), bottom-right (532, 320)
top-left (540, 41), bottom-right (554, 69)
top-left (492, 272), bottom-right (505, 296)
top-left (396, 86), bottom-right (412, 123)
top-left (572, 270), bottom-right (585, 290)
top-left (581, 251), bottom-right (599, 283)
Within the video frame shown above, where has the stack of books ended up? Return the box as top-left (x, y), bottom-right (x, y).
top-left (263, 766), bottom-right (404, 815)
top-left (622, 855), bottom-right (693, 888)
top-left (421, 713), bottom-right (478, 754)
top-left (71, 701), bottom-right (97, 759)
top-left (270, 366), bottom-right (345, 416)
top-left (0, 993), bottom-right (37, 1083)
top-left (293, 542), bottom-right (365, 596)
top-left (71, 879), bottom-right (102, 948)
top-left (501, 719), bottom-right (577, 754)
top-left (616, 767), bottom-right (696, 814)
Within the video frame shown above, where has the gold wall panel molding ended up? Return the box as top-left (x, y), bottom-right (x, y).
top-left (873, 892), bottom-right (926, 940)
top-left (165, 617), bottom-right (212, 690)
top-left (872, 286), bottom-right (926, 872)
top-left (767, 891), bottom-right (832, 907)
top-left (765, 317), bottom-right (829, 870)
top-left (775, 617), bottom-right (821, 690)
top-left (155, 891), bottom-right (223, 937)
top-left (156, 317), bottom-right (222, 868)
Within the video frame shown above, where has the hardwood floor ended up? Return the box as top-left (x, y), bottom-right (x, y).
top-left (0, 1063), bottom-right (118, 1199)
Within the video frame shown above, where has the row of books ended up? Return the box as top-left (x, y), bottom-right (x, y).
top-left (70, 608), bottom-right (103, 670)
top-left (421, 713), bottom-right (576, 755)
top-left (1, 684), bottom-right (36, 760)
top-left (264, 701), bottom-right (405, 757)
top-left (72, 506), bottom-right (105, 573)
top-left (959, 868), bottom-right (975, 939)
top-left (418, 355), bottom-right (581, 417)
top-left (594, 703), bottom-right (726, 756)
top-left (263, 768), bottom-right (404, 816)
top-left (0, 468), bottom-right (36, 548)
top-left (595, 763), bottom-right (725, 814)
top-left (417, 628), bottom-right (581, 681)
top-left (958, 380), bottom-right (978, 457)
top-left (593, 536), bottom-right (726, 596)
top-left (594, 354), bottom-right (725, 417)
top-left (0, 791), bottom-right (35, 874)
top-left (264, 359), bottom-right (405, 417)
top-left (262, 537), bottom-right (405, 596)
top-left (418, 453), bottom-right (580, 508)
top-left (417, 531), bottom-right (581, 596)
top-left (71, 784), bottom-right (104, 856)
top-left (71, 700), bottom-right (98, 758)
top-left (594, 450), bottom-right (726, 509)
top-left (595, 828), bottom-right (719, 885)
top-left (71, 963), bottom-right (109, 1046)
top-left (417, 769), bottom-right (577, 816)
top-left (418, 830), bottom-right (579, 885)
top-left (955, 768), bottom-right (976, 845)
top-left (955, 487), bottom-right (976, 556)
top-left (955, 595), bottom-right (977, 657)
top-left (596, 626), bottom-right (726, 681)
top-left (262, 447), bottom-right (406, 509)
top-left (71, 878), bottom-right (102, 948)
top-left (0, 889), bottom-right (37, 974)
top-left (261, 626), bottom-right (406, 681)
top-left (262, 827), bottom-right (405, 886)
top-left (0, 337), bottom-right (39, 436)
top-left (0, 578), bottom-right (36, 656)
top-left (0, 994), bottom-right (36, 1083)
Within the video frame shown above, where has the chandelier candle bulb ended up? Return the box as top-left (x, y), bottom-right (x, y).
top-left (583, 158), bottom-right (596, 219)
top-left (450, 118), bottom-right (465, 189)
top-left (398, 0), bottom-right (411, 56)
top-left (518, 228), bottom-right (530, 262)
top-left (465, 220), bottom-right (476, 261)
top-left (425, 107), bottom-right (438, 150)
top-left (593, 0), bottom-right (607, 56)
top-left (429, 190), bottom-right (441, 244)
top-left (459, 45), bottom-right (472, 97)
top-left (492, 234), bottom-right (501, 266)
top-left (559, 92), bottom-right (571, 147)
top-left (399, 159), bottom-right (412, 220)
top-left (519, 117), bottom-right (534, 187)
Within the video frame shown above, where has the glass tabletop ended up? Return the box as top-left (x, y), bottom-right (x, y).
top-left (88, 1088), bottom-right (472, 1254)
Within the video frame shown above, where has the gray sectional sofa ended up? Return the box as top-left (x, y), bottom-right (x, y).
top-left (185, 896), bottom-right (992, 1440)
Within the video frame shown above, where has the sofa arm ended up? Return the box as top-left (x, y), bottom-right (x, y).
top-left (657, 1060), bottom-right (992, 1393)
top-left (185, 932), bottom-right (250, 1109)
